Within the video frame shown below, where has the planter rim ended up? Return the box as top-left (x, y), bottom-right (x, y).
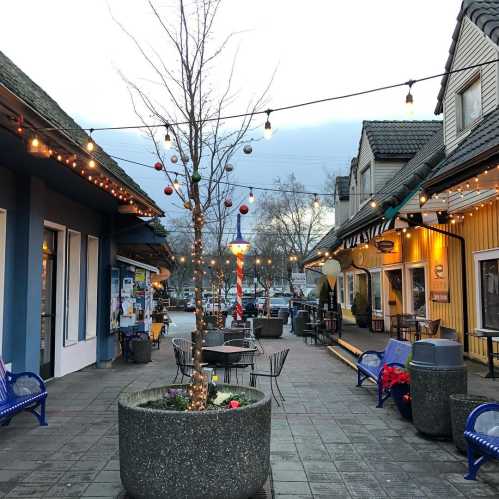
top-left (118, 383), bottom-right (271, 416)
top-left (450, 393), bottom-right (490, 402)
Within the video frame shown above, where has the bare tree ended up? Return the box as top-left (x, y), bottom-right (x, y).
top-left (117, 0), bottom-right (271, 409)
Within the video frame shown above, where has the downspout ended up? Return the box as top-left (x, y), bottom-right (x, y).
top-left (399, 216), bottom-right (469, 352)
top-left (351, 263), bottom-right (373, 332)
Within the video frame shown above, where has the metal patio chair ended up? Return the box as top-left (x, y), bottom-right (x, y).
top-left (250, 348), bottom-right (290, 406)
top-left (172, 338), bottom-right (195, 383)
top-left (223, 339), bottom-right (257, 384)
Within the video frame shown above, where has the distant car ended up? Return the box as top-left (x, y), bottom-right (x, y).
top-left (231, 297), bottom-right (258, 320)
top-left (204, 297), bottom-right (228, 315)
top-left (272, 292), bottom-right (293, 299)
top-left (256, 297), bottom-right (266, 313)
top-left (269, 297), bottom-right (290, 318)
top-left (184, 298), bottom-right (196, 312)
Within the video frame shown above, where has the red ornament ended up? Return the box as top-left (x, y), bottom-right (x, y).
top-left (239, 204), bottom-right (249, 215)
top-left (164, 186), bottom-right (174, 196)
top-left (224, 198), bottom-right (233, 208)
top-left (154, 162), bottom-right (163, 171)
top-left (228, 400), bottom-right (241, 409)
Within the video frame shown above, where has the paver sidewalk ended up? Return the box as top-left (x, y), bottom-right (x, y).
top-left (0, 312), bottom-right (498, 498)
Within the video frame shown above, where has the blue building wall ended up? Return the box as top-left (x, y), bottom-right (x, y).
top-left (0, 164), bottom-right (116, 374)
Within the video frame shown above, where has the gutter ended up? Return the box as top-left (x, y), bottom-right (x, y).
top-left (399, 216), bottom-right (469, 353)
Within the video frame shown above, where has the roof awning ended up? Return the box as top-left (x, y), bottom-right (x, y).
top-left (345, 218), bottom-right (395, 248)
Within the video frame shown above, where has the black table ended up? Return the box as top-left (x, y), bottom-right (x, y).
top-left (202, 345), bottom-right (256, 383)
top-left (474, 330), bottom-right (499, 378)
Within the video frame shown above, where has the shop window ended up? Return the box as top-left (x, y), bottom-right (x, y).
top-left (347, 273), bottom-right (354, 306)
top-left (86, 236), bottom-right (99, 339)
top-left (409, 267), bottom-right (426, 318)
top-left (458, 76), bottom-right (481, 131)
top-left (337, 274), bottom-right (345, 304)
top-left (360, 165), bottom-right (371, 202)
top-left (65, 230), bottom-right (81, 345)
top-left (479, 258), bottom-right (499, 330)
top-left (372, 271), bottom-right (382, 312)
top-left (0, 210), bottom-right (5, 357)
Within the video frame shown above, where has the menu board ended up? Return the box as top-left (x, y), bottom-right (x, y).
top-left (110, 267), bottom-right (120, 334)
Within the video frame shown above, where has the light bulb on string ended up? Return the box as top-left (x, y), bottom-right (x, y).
top-left (86, 129), bottom-right (95, 152)
top-left (369, 199), bottom-right (377, 208)
top-left (248, 187), bottom-right (255, 203)
top-left (264, 109), bottom-right (272, 140)
top-left (31, 135), bottom-right (39, 147)
top-left (405, 80), bottom-right (414, 116)
top-left (173, 175), bottom-right (180, 191)
top-left (312, 194), bottom-right (320, 209)
top-left (164, 124), bottom-right (172, 149)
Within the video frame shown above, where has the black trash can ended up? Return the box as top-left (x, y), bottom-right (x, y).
top-left (410, 339), bottom-right (467, 438)
top-left (131, 338), bottom-right (152, 363)
top-left (293, 310), bottom-right (309, 336)
top-left (278, 308), bottom-right (289, 325)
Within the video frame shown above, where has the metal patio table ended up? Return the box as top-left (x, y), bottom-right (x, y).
top-left (202, 345), bottom-right (256, 383)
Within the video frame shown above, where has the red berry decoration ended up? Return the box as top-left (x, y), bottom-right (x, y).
top-left (224, 198), bottom-right (233, 208)
top-left (154, 162), bottom-right (163, 171)
top-left (239, 204), bottom-right (249, 215)
top-left (164, 186), bottom-right (174, 196)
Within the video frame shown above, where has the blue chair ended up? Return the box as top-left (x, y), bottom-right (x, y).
top-left (464, 402), bottom-right (499, 480)
top-left (357, 339), bottom-right (412, 407)
top-left (0, 358), bottom-right (48, 427)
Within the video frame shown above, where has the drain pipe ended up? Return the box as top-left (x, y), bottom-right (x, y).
top-left (399, 217), bottom-right (469, 352)
top-left (351, 263), bottom-right (373, 332)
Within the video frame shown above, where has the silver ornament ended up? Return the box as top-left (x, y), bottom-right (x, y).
top-left (170, 154), bottom-right (178, 164)
top-left (181, 154), bottom-right (189, 163)
top-left (224, 163), bottom-right (234, 172)
top-left (243, 144), bottom-right (252, 154)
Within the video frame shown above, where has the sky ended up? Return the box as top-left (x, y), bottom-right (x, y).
top-left (0, 0), bottom-right (461, 228)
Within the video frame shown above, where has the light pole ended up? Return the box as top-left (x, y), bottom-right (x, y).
top-left (228, 214), bottom-right (250, 321)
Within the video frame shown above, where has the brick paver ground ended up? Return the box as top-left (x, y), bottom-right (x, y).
top-left (0, 312), bottom-right (498, 498)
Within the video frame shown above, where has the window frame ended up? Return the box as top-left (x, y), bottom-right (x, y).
top-left (456, 72), bottom-right (482, 133)
top-left (405, 263), bottom-right (428, 320)
top-left (371, 269), bottom-right (383, 314)
top-left (85, 235), bottom-right (99, 340)
top-left (337, 273), bottom-right (345, 305)
top-left (474, 248), bottom-right (499, 333)
top-left (359, 164), bottom-right (372, 204)
top-left (64, 229), bottom-right (81, 346)
top-left (346, 273), bottom-right (354, 308)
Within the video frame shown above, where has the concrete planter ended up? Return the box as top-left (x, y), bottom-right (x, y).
top-left (254, 317), bottom-right (284, 338)
top-left (118, 384), bottom-right (271, 499)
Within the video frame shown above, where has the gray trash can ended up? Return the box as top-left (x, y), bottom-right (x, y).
top-left (293, 310), bottom-right (309, 336)
top-left (278, 308), bottom-right (289, 325)
top-left (409, 339), bottom-right (467, 438)
top-left (131, 338), bottom-right (152, 363)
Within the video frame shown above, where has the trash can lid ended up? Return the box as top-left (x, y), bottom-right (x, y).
top-left (411, 338), bottom-right (464, 368)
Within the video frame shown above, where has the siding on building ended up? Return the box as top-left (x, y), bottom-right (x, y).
top-left (443, 16), bottom-right (499, 154)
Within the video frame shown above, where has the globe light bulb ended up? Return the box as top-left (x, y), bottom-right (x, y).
top-left (264, 109), bottom-right (272, 140)
top-left (88, 159), bottom-right (96, 168)
top-left (173, 176), bottom-right (180, 190)
top-left (249, 188), bottom-right (255, 203)
top-left (312, 194), bottom-right (320, 209)
top-left (405, 81), bottom-right (414, 116)
top-left (164, 125), bottom-right (172, 149)
top-left (86, 135), bottom-right (95, 152)
top-left (369, 200), bottom-right (377, 208)
top-left (31, 136), bottom-right (39, 147)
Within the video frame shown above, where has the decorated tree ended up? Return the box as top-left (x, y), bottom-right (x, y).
top-left (118, 0), bottom-right (270, 409)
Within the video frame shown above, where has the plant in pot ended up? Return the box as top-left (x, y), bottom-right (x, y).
top-left (381, 365), bottom-right (412, 420)
top-left (351, 292), bottom-right (369, 328)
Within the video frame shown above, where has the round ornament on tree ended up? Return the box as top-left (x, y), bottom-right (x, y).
top-left (243, 144), bottom-right (252, 155)
top-left (164, 186), bottom-right (174, 196)
top-left (224, 163), bottom-right (234, 172)
top-left (170, 155), bottom-right (178, 164)
top-left (184, 201), bottom-right (192, 210)
top-left (191, 170), bottom-right (201, 183)
top-left (224, 198), bottom-right (233, 208)
top-left (154, 162), bottom-right (163, 171)
top-left (239, 204), bottom-right (249, 215)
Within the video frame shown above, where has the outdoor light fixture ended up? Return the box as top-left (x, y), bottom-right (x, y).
top-left (164, 125), bottom-right (172, 149)
top-left (264, 109), bottom-right (272, 140)
top-left (419, 192), bottom-right (427, 205)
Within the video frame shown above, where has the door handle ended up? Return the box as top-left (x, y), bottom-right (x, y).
top-left (40, 313), bottom-right (55, 318)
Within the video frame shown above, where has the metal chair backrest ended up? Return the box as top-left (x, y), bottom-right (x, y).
top-left (270, 349), bottom-right (290, 377)
top-left (172, 337), bottom-right (192, 353)
top-left (0, 358), bottom-right (8, 402)
top-left (425, 319), bottom-right (441, 336)
top-left (204, 330), bottom-right (224, 347)
top-left (398, 314), bottom-right (416, 328)
top-left (440, 326), bottom-right (458, 341)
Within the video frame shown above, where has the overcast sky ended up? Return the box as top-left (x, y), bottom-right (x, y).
top-left (1, 0), bottom-right (461, 225)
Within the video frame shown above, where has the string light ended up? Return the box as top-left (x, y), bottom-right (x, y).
top-left (248, 187), bottom-right (255, 203)
top-left (31, 136), bottom-right (39, 147)
top-left (313, 194), bottom-right (320, 209)
top-left (369, 199), bottom-right (377, 208)
top-left (88, 159), bottom-right (96, 168)
top-left (173, 175), bottom-right (180, 191)
top-left (264, 109), bottom-right (272, 140)
top-left (405, 80), bottom-right (414, 115)
top-left (419, 193), bottom-right (427, 204)
top-left (86, 129), bottom-right (95, 152)
top-left (164, 124), bottom-right (172, 149)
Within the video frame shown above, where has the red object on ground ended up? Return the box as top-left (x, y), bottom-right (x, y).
top-left (228, 400), bottom-right (241, 409)
top-left (381, 365), bottom-right (410, 389)
top-left (164, 186), bottom-right (174, 195)
top-left (239, 204), bottom-right (249, 215)
top-left (154, 161), bottom-right (163, 171)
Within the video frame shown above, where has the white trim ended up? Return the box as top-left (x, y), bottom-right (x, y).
top-left (382, 264), bottom-right (404, 331)
top-left (346, 272), bottom-right (355, 309)
top-left (85, 236), bottom-right (99, 339)
top-left (370, 268), bottom-right (383, 315)
top-left (473, 247), bottom-right (499, 332)
top-left (0, 209), bottom-right (6, 358)
top-left (116, 255), bottom-right (159, 273)
top-left (337, 273), bottom-right (345, 305)
top-left (65, 230), bottom-right (81, 346)
top-left (404, 262), bottom-right (429, 320)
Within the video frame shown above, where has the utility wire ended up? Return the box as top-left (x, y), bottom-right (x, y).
top-left (33, 57), bottom-right (499, 133)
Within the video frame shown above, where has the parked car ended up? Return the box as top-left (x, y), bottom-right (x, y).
top-left (205, 297), bottom-right (228, 315)
top-left (269, 297), bottom-right (290, 318)
top-left (256, 297), bottom-right (266, 313)
top-left (231, 297), bottom-right (258, 320)
top-left (184, 297), bottom-right (196, 311)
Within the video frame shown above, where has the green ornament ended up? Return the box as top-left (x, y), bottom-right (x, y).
top-left (191, 170), bottom-right (201, 183)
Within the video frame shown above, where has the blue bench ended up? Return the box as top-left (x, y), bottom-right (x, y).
top-left (0, 358), bottom-right (48, 427)
top-left (464, 402), bottom-right (499, 480)
top-left (356, 339), bottom-right (412, 408)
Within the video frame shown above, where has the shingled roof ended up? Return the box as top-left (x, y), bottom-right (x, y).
top-left (436, 0), bottom-right (499, 114)
top-left (0, 51), bottom-right (161, 213)
top-left (335, 176), bottom-right (350, 201)
top-left (425, 107), bottom-right (499, 194)
top-left (302, 228), bottom-right (341, 266)
top-left (337, 128), bottom-right (444, 240)
top-left (363, 121), bottom-right (442, 160)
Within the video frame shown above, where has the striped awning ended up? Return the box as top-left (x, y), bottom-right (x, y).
top-left (345, 218), bottom-right (395, 249)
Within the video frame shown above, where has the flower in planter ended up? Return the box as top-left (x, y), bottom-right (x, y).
top-left (228, 400), bottom-right (241, 409)
top-left (381, 365), bottom-right (411, 389)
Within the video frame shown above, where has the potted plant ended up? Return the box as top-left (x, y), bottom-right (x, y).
top-left (381, 365), bottom-right (412, 420)
top-left (351, 292), bottom-right (369, 328)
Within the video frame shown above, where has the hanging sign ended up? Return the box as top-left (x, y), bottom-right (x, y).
top-left (291, 272), bottom-right (306, 287)
top-left (430, 237), bottom-right (449, 302)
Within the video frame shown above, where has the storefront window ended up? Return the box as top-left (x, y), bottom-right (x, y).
top-left (480, 258), bottom-right (499, 330)
top-left (337, 274), bottom-right (345, 304)
top-left (372, 272), bottom-right (382, 311)
top-left (347, 274), bottom-right (354, 306)
top-left (410, 267), bottom-right (426, 317)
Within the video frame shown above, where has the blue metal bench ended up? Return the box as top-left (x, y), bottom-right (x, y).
top-left (464, 402), bottom-right (499, 480)
top-left (356, 339), bottom-right (412, 408)
top-left (0, 358), bottom-right (48, 427)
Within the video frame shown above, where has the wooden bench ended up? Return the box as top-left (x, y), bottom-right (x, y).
top-left (356, 339), bottom-right (412, 408)
top-left (464, 402), bottom-right (499, 480)
top-left (0, 358), bottom-right (48, 427)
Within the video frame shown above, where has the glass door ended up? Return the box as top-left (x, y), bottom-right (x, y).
top-left (40, 228), bottom-right (57, 379)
